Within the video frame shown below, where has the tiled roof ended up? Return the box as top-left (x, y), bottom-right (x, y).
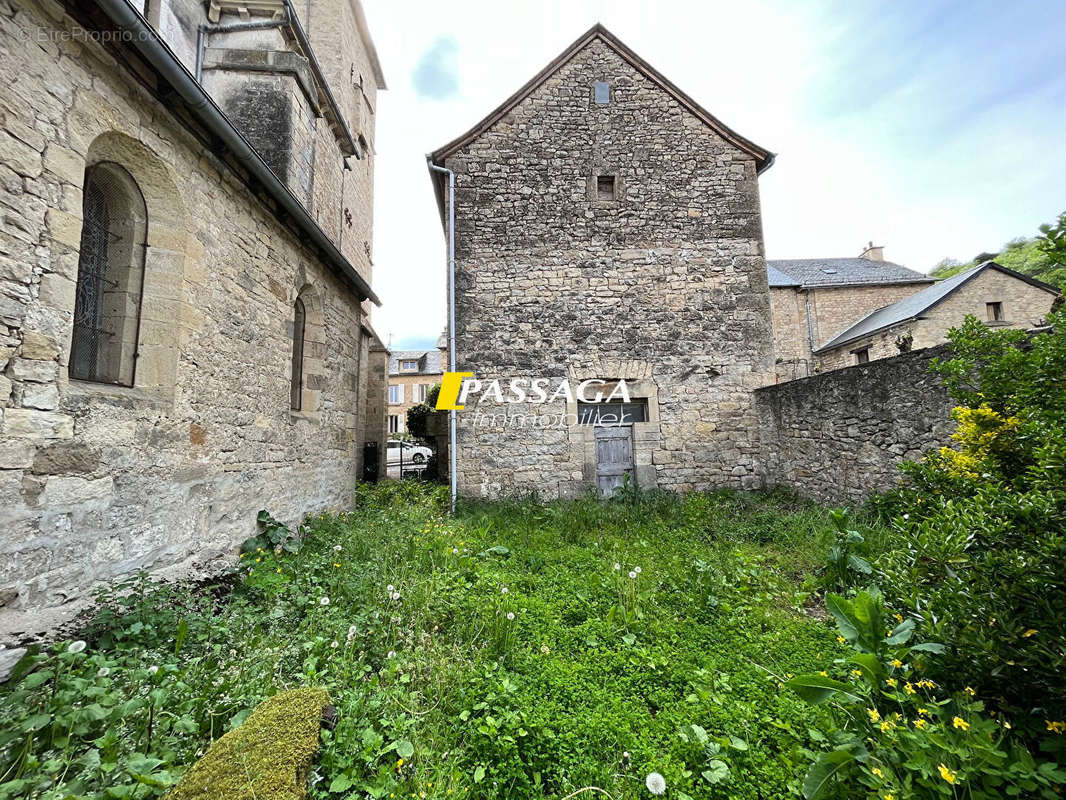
top-left (815, 261), bottom-right (1060, 352)
top-left (389, 349), bottom-right (443, 376)
top-left (767, 258), bottom-right (933, 289)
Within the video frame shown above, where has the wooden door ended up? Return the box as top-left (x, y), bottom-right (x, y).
top-left (595, 425), bottom-right (634, 496)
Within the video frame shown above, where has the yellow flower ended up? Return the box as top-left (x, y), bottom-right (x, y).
top-left (851, 669), bottom-right (863, 678)
top-left (1022, 629), bottom-right (1038, 638)
top-left (334, 562), bottom-right (341, 568)
top-left (885, 678), bottom-right (897, 688)
top-left (904, 683), bottom-right (916, 695)
top-left (837, 635), bottom-right (846, 644)
top-left (872, 767), bottom-right (884, 778)
top-left (953, 716), bottom-right (970, 731)
top-left (880, 720), bottom-right (894, 732)
top-left (885, 794), bottom-right (896, 800)
top-left (917, 679), bottom-right (935, 689)
top-left (964, 686), bottom-right (976, 696)
top-left (938, 764), bottom-right (957, 784)
top-left (868, 708), bottom-right (881, 722)
top-left (819, 671), bottom-right (828, 677)
top-left (275, 568), bottom-right (281, 574)
top-left (396, 758), bottom-right (404, 770)
top-left (891, 659), bottom-right (903, 668)
top-left (1047, 721), bottom-right (1066, 734)
top-left (913, 718), bottom-right (928, 729)
top-left (893, 613), bottom-right (904, 622)
top-left (918, 707), bottom-right (929, 716)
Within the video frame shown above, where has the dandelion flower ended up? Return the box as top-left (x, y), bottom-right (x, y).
top-left (334, 545), bottom-right (342, 551)
top-left (391, 591), bottom-right (401, 601)
top-left (506, 612), bottom-right (515, 620)
top-left (501, 587), bottom-right (508, 594)
top-left (634, 566), bottom-right (642, 574)
top-left (452, 548), bottom-right (459, 554)
top-left (628, 571), bottom-right (637, 579)
top-left (387, 584), bottom-right (394, 592)
top-left (68, 640), bottom-right (87, 654)
top-left (645, 772), bottom-right (666, 795)
top-left (613, 563), bottom-right (621, 570)
top-left (330, 640), bottom-right (339, 648)
top-left (319, 596), bottom-right (330, 606)
top-left (937, 764), bottom-right (956, 784)
top-left (952, 716), bottom-right (970, 731)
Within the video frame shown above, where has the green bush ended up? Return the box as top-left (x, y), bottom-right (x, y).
top-left (787, 591), bottom-right (1066, 799)
top-left (870, 312), bottom-right (1066, 747)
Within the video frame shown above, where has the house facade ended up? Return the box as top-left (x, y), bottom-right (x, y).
top-left (0, 0), bottom-right (386, 637)
top-left (428, 25), bottom-right (776, 499)
top-left (814, 262), bottom-right (1060, 369)
top-left (387, 350), bottom-right (443, 435)
top-left (767, 247), bottom-right (935, 381)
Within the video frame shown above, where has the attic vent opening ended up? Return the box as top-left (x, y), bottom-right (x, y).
top-left (597, 175), bottom-right (616, 201)
top-left (822, 268), bottom-right (838, 274)
top-left (594, 81), bottom-right (610, 104)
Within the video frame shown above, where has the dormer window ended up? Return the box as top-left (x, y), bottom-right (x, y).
top-left (400, 359), bottom-right (418, 371)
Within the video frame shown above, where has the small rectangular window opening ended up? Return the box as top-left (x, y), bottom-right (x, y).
top-left (597, 175), bottom-right (616, 201)
top-left (594, 81), bottom-right (610, 104)
top-left (854, 347), bottom-right (871, 365)
top-left (986, 301), bottom-right (1003, 321)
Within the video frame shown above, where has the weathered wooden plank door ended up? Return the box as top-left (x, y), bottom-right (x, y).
top-left (595, 425), bottom-right (633, 496)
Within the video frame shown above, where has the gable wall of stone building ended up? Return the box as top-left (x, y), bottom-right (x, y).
top-left (0, 0), bottom-right (373, 639)
top-left (813, 270), bottom-right (1059, 371)
top-left (769, 282), bottom-right (933, 382)
top-left (442, 37), bottom-right (774, 498)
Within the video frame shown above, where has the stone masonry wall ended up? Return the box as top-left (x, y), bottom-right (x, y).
top-left (444, 36), bottom-right (774, 499)
top-left (755, 345), bottom-right (956, 503)
top-left (0, 0), bottom-right (372, 639)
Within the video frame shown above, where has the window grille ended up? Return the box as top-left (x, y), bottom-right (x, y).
top-left (70, 162), bottom-right (146, 386)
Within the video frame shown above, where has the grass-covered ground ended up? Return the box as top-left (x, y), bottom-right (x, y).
top-left (0, 482), bottom-right (864, 800)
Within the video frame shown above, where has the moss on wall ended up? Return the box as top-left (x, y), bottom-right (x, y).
top-left (167, 688), bottom-right (329, 800)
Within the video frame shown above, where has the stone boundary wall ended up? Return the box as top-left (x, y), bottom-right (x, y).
top-left (754, 344), bottom-right (957, 503)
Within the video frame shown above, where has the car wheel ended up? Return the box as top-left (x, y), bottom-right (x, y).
top-left (412, 453), bottom-right (426, 464)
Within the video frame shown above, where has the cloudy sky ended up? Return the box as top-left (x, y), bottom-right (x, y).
top-left (362, 0), bottom-right (1066, 351)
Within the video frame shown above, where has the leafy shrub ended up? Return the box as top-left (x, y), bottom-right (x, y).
top-left (788, 590), bottom-right (1066, 799)
top-left (869, 313), bottom-right (1066, 746)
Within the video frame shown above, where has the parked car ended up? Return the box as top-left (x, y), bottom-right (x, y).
top-left (386, 440), bottom-right (431, 465)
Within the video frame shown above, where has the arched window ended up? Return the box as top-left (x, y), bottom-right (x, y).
top-left (70, 162), bottom-right (147, 386)
top-left (290, 296), bottom-right (306, 410)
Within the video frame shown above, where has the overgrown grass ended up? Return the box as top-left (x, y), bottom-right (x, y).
top-left (0, 483), bottom-right (880, 800)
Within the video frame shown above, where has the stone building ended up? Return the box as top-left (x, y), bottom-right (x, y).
top-left (813, 261), bottom-right (1059, 369)
top-left (428, 24), bottom-right (776, 499)
top-left (387, 349), bottom-right (443, 435)
top-left (0, 0), bottom-right (386, 638)
top-left (767, 246), bottom-right (934, 381)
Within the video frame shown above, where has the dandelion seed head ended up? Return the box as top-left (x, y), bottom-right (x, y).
top-left (645, 772), bottom-right (666, 795)
top-left (506, 612), bottom-right (515, 620)
top-left (319, 596), bottom-right (330, 606)
top-left (628, 571), bottom-right (637, 579)
top-left (68, 640), bottom-right (87, 654)
top-left (634, 566), bottom-right (642, 574)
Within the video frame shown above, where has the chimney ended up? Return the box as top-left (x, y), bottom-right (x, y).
top-left (860, 241), bottom-right (884, 261)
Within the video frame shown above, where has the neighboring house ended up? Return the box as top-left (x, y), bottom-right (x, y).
top-left (0, 0), bottom-right (386, 637)
top-left (428, 24), bottom-right (776, 498)
top-left (767, 245), bottom-right (935, 381)
top-left (387, 350), bottom-right (443, 434)
top-left (814, 262), bottom-right (1060, 369)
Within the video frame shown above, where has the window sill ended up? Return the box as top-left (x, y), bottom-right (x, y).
top-left (984, 320), bottom-right (1012, 327)
top-left (288, 408), bottom-right (321, 424)
top-left (66, 379), bottom-right (170, 409)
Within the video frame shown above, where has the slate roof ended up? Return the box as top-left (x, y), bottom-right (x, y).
top-left (389, 349), bottom-right (443, 376)
top-left (767, 258), bottom-right (933, 289)
top-left (815, 261), bottom-right (1061, 353)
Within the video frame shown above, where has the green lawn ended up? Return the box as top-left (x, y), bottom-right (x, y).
top-left (1, 483), bottom-right (862, 800)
